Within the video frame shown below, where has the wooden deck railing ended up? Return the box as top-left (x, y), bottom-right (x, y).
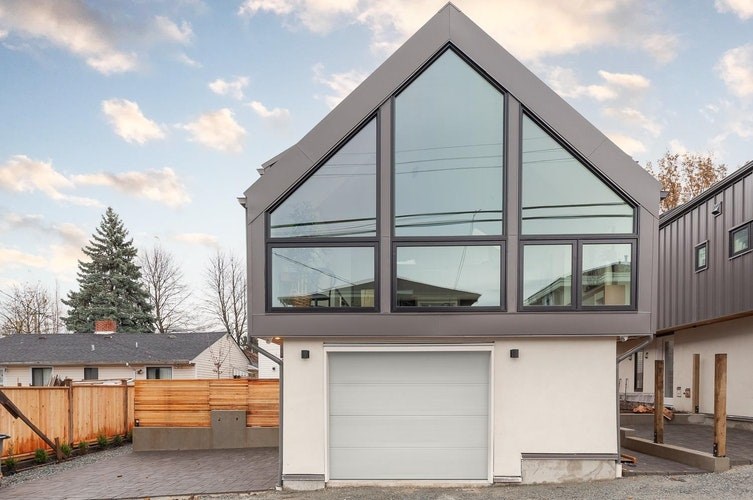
top-left (134, 379), bottom-right (279, 428)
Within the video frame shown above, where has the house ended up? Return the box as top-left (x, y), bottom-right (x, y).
top-left (241, 3), bottom-right (659, 488)
top-left (619, 160), bottom-right (753, 419)
top-left (0, 331), bottom-right (255, 386)
top-left (257, 338), bottom-right (281, 379)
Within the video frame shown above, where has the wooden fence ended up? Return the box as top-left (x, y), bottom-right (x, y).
top-left (0, 384), bottom-right (134, 459)
top-left (134, 379), bottom-right (279, 428)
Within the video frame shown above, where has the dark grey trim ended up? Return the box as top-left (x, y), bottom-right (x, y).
top-left (578, 239), bottom-right (638, 312)
top-left (728, 221), bottom-right (752, 259)
top-left (694, 240), bottom-right (709, 272)
top-left (282, 474), bottom-right (325, 481)
top-left (521, 453), bottom-right (619, 461)
top-left (518, 239), bottom-right (577, 311)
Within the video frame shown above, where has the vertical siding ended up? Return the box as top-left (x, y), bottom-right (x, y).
top-left (659, 170), bottom-right (753, 330)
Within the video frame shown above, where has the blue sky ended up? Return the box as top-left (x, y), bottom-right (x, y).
top-left (1, 0), bottom-right (752, 315)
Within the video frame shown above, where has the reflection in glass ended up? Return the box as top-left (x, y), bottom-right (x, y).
top-left (695, 243), bottom-right (707, 270)
top-left (581, 244), bottom-right (632, 306)
top-left (270, 120), bottom-right (376, 238)
top-left (523, 245), bottom-right (572, 306)
top-left (522, 116), bottom-right (634, 235)
top-left (732, 227), bottom-right (750, 255)
top-left (396, 246), bottom-right (501, 307)
top-left (271, 247), bottom-right (375, 308)
top-left (395, 50), bottom-right (504, 236)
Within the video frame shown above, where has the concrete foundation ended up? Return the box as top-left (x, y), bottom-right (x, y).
top-left (521, 458), bottom-right (617, 484)
top-left (620, 428), bottom-right (730, 472)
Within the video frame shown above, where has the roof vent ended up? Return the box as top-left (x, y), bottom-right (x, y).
top-left (91, 344), bottom-right (95, 351)
top-left (712, 201), bottom-right (723, 217)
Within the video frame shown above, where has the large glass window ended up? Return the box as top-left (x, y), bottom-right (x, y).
top-left (394, 50), bottom-right (504, 236)
top-left (270, 119), bottom-right (377, 238)
top-left (271, 247), bottom-right (375, 309)
top-left (522, 245), bottom-right (572, 307)
top-left (581, 243), bottom-right (632, 306)
top-left (395, 245), bottom-right (501, 308)
top-left (521, 116), bottom-right (634, 235)
top-left (31, 367), bottom-right (52, 386)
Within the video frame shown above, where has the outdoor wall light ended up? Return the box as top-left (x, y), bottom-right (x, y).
top-left (712, 201), bottom-right (723, 216)
top-left (301, 350), bottom-right (310, 359)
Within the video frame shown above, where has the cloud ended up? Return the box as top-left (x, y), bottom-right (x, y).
top-left (0, 155), bottom-right (100, 206)
top-left (179, 108), bottom-right (246, 152)
top-left (603, 107), bottom-right (662, 137)
top-left (0, 0), bottom-right (138, 74)
top-left (597, 70), bottom-right (651, 91)
top-left (313, 63), bottom-right (368, 108)
top-left (241, 1), bottom-right (678, 63)
top-left (717, 44), bottom-right (753, 98)
top-left (101, 98), bottom-right (166, 144)
top-left (607, 133), bottom-right (646, 156)
top-left (209, 76), bottom-right (249, 100)
top-left (173, 232), bottom-right (219, 247)
top-left (538, 66), bottom-right (650, 103)
top-left (247, 100), bottom-right (291, 128)
top-left (715, 0), bottom-right (753, 19)
top-left (153, 15), bottom-right (193, 44)
top-left (0, 247), bottom-right (47, 269)
top-left (668, 139), bottom-right (688, 154)
top-left (73, 167), bottom-right (190, 208)
top-left (177, 52), bottom-right (201, 68)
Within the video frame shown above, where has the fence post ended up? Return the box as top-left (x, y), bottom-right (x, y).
top-left (714, 354), bottom-right (727, 457)
top-left (122, 380), bottom-right (129, 436)
top-left (654, 360), bottom-right (664, 444)
top-left (66, 380), bottom-right (74, 445)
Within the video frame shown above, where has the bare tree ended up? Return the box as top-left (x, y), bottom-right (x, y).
top-left (0, 282), bottom-right (64, 334)
top-left (139, 245), bottom-right (191, 333)
top-left (210, 341), bottom-right (230, 378)
top-left (646, 152), bottom-right (727, 212)
top-left (203, 250), bottom-right (247, 345)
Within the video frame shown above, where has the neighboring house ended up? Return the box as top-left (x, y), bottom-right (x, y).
top-left (241, 4), bottom-right (659, 489)
top-left (619, 160), bottom-right (753, 417)
top-left (0, 331), bottom-right (255, 386)
top-left (257, 338), bottom-right (281, 379)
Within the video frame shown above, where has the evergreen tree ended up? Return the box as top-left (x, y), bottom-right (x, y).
top-left (63, 207), bottom-right (155, 332)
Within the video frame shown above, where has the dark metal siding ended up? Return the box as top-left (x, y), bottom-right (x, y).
top-left (658, 169), bottom-right (753, 331)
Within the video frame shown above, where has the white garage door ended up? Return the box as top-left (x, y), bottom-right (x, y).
top-left (328, 350), bottom-right (490, 480)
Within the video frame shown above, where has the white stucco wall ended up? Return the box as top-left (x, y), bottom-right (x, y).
top-left (193, 335), bottom-right (251, 379)
top-left (258, 339), bottom-right (281, 379)
top-left (282, 337), bottom-right (618, 482)
top-left (617, 345), bottom-right (656, 401)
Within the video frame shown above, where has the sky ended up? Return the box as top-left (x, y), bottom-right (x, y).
top-left (1, 0), bottom-right (753, 313)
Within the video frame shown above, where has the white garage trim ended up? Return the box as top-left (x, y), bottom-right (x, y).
top-left (323, 344), bottom-right (494, 484)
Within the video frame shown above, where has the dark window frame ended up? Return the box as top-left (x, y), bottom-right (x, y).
top-left (83, 367), bottom-right (99, 380)
top-left (519, 239), bottom-right (637, 312)
top-left (729, 222), bottom-right (752, 259)
top-left (266, 241), bottom-right (380, 313)
top-left (146, 366), bottom-right (172, 380)
top-left (634, 349), bottom-right (644, 392)
top-left (31, 366), bottom-right (52, 386)
top-left (392, 241), bottom-right (506, 312)
top-left (694, 240), bottom-right (709, 272)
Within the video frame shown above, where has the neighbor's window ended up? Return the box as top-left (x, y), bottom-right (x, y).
top-left (522, 244), bottom-right (573, 307)
top-left (31, 367), bottom-right (52, 386)
top-left (695, 241), bottom-right (708, 272)
top-left (581, 243), bottom-right (632, 307)
top-left (395, 245), bottom-right (502, 308)
top-left (634, 350), bottom-right (644, 392)
top-left (394, 49), bottom-right (504, 236)
top-left (146, 367), bottom-right (172, 380)
top-left (730, 225), bottom-right (750, 257)
top-left (84, 367), bottom-right (99, 380)
top-left (270, 246), bottom-right (375, 309)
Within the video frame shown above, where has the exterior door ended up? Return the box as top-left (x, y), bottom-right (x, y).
top-left (328, 350), bottom-right (490, 480)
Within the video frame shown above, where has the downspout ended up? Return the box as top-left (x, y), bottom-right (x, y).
top-left (615, 334), bottom-right (654, 471)
top-left (250, 341), bottom-right (283, 489)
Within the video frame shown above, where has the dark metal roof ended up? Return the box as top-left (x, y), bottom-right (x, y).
top-left (0, 332), bottom-right (232, 366)
top-left (659, 159), bottom-right (753, 227)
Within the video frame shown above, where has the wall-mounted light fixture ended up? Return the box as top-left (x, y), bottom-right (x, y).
top-left (712, 201), bottom-right (723, 217)
top-left (136, 369), bottom-right (143, 375)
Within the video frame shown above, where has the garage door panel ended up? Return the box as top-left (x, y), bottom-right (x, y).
top-left (330, 382), bottom-right (488, 415)
top-left (329, 447), bottom-right (488, 480)
top-left (330, 415), bottom-right (488, 448)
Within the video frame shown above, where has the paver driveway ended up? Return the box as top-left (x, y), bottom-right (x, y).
top-left (0, 447), bottom-right (278, 500)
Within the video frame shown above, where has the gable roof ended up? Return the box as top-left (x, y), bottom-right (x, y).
top-left (243, 2), bottom-right (659, 221)
top-left (0, 332), bottom-right (238, 366)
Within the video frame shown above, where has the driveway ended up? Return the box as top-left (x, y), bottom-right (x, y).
top-left (0, 447), bottom-right (278, 500)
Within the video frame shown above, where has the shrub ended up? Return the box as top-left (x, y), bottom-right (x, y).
top-left (78, 441), bottom-right (89, 454)
top-left (34, 448), bottom-right (48, 464)
top-left (112, 434), bottom-right (123, 446)
top-left (3, 443), bottom-right (17, 472)
top-left (96, 433), bottom-right (108, 448)
top-left (60, 443), bottom-right (73, 457)
top-left (126, 429), bottom-right (133, 442)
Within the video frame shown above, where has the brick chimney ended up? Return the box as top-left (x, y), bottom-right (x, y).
top-left (94, 319), bottom-right (117, 334)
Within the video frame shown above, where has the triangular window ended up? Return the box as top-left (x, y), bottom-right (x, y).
top-left (270, 119), bottom-right (376, 238)
top-left (521, 115), bottom-right (634, 235)
top-left (394, 49), bottom-right (504, 236)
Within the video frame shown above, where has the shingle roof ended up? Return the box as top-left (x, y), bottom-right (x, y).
top-left (0, 332), bottom-right (233, 366)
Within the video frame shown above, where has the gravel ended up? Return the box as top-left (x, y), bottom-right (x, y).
top-left (0, 444), bottom-right (132, 489)
top-left (194, 465), bottom-right (753, 500)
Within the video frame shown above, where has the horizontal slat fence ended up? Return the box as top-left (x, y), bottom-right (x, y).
top-left (0, 384), bottom-right (134, 459)
top-left (134, 379), bottom-right (279, 428)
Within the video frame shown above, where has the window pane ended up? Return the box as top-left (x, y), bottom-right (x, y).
top-left (733, 227), bottom-right (749, 254)
top-left (395, 50), bottom-right (504, 236)
top-left (396, 246), bottom-right (501, 307)
top-left (271, 247), bottom-right (375, 308)
top-left (695, 243), bottom-right (707, 270)
top-left (32, 367), bottom-right (51, 386)
top-left (84, 367), bottom-right (99, 380)
top-left (270, 120), bottom-right (376, 237)
top-left (147, 367), bottom-right (172, 379)
top-left (523, 245), bottom-right (572, 306)
top-left (582, 243), bottom-right (632, 306)
top-left (522, 116), bottom-right (634, 234)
